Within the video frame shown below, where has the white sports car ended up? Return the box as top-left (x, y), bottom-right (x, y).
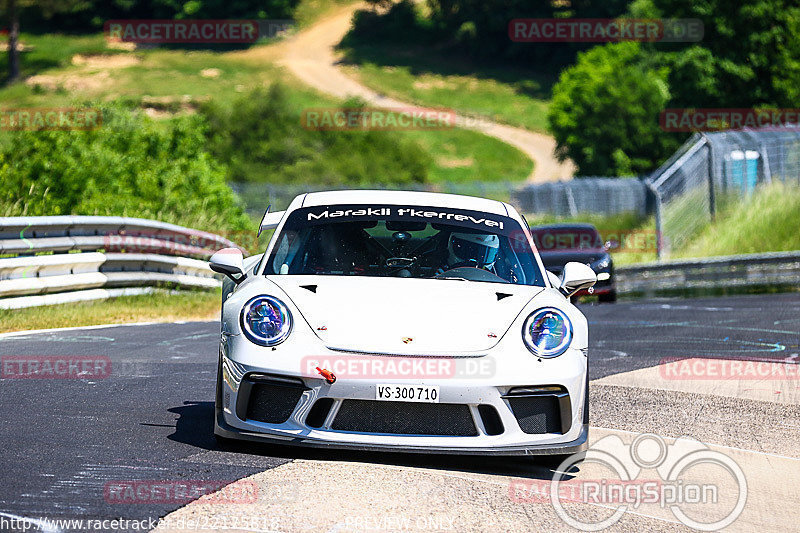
top-left (210, 190), bottom-right (596, 457)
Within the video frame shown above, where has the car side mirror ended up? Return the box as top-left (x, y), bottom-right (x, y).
top-left (546, 270), bottom-right (561, 288)
top-left (209, 248), bottom-right (245, 284)
top-left (560, 262), bottom-right (597, 297)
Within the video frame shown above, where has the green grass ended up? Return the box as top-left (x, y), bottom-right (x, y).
top-left (336, 2), bottom-right (555, 134)
top-left (404, 128), bottom-right (531, 183)
top-left (0, 289), bottom-right (220, 333)
top-left (0, 19), bottom-right (532, 185)
top-left (294, 0), bottom-right (355, 28)
top-left (0, 33), bottom-right (113, 81)
top-left (676, 182), bottom-right (800, 258)
top-left (339, 58), bottom-right (553, 133)
top-left (524, 182), bottom-right (800, 266)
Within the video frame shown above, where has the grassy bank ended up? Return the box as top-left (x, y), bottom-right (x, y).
top-left (0, 290), bottom-right (220, 333)
top-left (676, 182), bottom-right (800, 258)
top-left (336, 3), bottom-right (554, 134)
top-left (524, 182), bottom-right (800, 267)
top-left (338, 59), bottom-right (552, 133)
top-left (0, 24), bottom-right (532, 184)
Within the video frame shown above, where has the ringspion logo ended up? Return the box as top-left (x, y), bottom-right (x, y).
top-left (512, 433), bottom-right (747, 531)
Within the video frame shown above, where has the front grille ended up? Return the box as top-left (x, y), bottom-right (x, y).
top-left (477, 404), bottom-right (504, 436)
top-left (243, 377), bottom-right (306, 424)
top-left (305, 398), bottom-right (335, 428)
top-left (331, 400), bottom-right (477, 436)
top-left (507, 396), bottom-right (562, 434)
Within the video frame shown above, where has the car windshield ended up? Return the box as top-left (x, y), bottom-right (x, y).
top-left (264, 204), bottom-right (545, 286)
top-left (530, 226), bottom-right (603, 252)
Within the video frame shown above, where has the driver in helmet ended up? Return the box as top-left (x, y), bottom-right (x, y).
top-left (435, 232), bottom-right (500, 275)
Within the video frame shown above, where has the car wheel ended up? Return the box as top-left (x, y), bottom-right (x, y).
top-left (598, 290), bottom-right (617, 303)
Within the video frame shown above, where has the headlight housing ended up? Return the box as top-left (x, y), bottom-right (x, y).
top-left (590, 255), bottom-right (611, 271)
top-left (522, 308), bottom-right (573, 358)
top-left (240, 296), bottom-right (293, 347)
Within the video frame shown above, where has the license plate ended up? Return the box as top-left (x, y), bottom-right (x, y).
top-left (376, 384), bottom-right (439, 403)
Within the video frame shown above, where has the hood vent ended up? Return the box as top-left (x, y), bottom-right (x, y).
top-left (496, 292), bottom-right (513, 301)
top-left (300, 284), bottom-right (318, 293)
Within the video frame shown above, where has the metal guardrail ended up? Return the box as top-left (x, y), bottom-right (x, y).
top-left (0, 216), bottom-right (243, 309)
top-left (616, 250), bottom-right (800, 295)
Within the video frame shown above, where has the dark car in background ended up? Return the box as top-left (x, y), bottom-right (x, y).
top-left (530, 223), bottom-right (616, 302)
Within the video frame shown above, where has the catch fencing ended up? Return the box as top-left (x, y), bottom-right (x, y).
top-left (230, 178), bottom-right (648, 218)
top-left (0, 216), bottom-right (242, 309)
top-left (229, 181), bottom-right (521, 215)
top-left (647, 128), bottom-right (800, 258)
top-left (512, 178), bottom-right (647, 217)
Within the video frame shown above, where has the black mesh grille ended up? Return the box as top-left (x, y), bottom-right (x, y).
top-left (245, 382), bottom-right (305, 424)
top-left (332, 400), bottom-right (477, 436)
top-left (508, 396), bottom-right (561, 434)
top-left (305, 398), bottom-right (335, 428)
top-left (478, 404), bottom-right (504, 436)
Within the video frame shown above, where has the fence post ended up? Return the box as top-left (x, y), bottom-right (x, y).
top-left (701, 134), bottom-right (716, 221)
top-left (647, 181), bottom-right (663, 260)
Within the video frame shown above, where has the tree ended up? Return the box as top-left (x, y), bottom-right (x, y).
top-left (2, 0), bottom-right (85, 83)
top-left (633, 0), bottom-right (800, 107)
top-left (548, 42), bottom-right (678, 176)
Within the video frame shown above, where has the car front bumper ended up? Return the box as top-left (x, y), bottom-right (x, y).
top-left (215, 346), bottom-right (589, 456)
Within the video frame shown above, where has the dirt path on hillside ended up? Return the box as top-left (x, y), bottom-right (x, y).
top-left (276, 3), bottom-right (575, 182)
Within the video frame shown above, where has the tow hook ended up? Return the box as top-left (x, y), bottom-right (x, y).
top-left (316, 367), bottom-right (336, 384)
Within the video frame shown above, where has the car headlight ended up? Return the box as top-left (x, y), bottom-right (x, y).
top-left (522, 308), bottom-right (573, 358)
top-left (240, 296), bottom-right (292, 346)
top-left (590, 255), bottom-right (611, 271)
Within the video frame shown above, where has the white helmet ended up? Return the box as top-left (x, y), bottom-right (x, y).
top-left (448, 232), bottom-right (500, 267)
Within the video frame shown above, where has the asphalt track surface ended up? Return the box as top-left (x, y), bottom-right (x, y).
top-left (1, 292), bottom-right (799, 532)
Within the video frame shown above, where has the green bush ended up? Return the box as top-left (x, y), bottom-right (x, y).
top-left (201, 84), bottom-right (431, 186)
top-left (0, 106), bottom-right (251, 233)
top-left (345, 1), bottom-right (431, 45)
top-left (548, 42), bottom-right (679, 176)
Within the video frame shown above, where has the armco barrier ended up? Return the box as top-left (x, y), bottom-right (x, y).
top-left (616, 250), bottom-right (800, 295)
top-left (0, 216), bottom-right (244, 309)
